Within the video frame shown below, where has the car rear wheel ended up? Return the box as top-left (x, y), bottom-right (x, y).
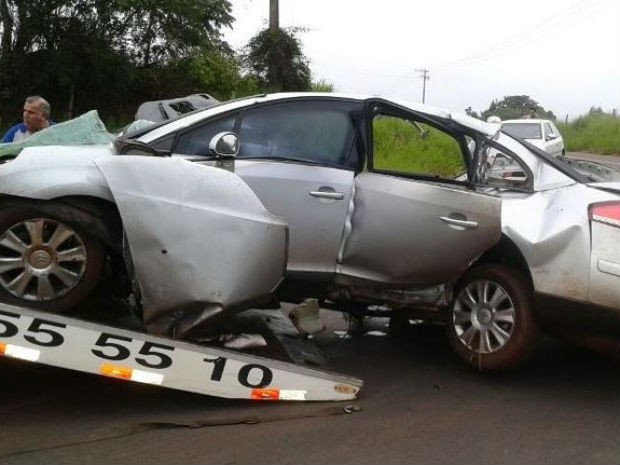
top-left (0, 204), bottom-right (104, 313)
top-left (446, 264), bottom-right (540, 371)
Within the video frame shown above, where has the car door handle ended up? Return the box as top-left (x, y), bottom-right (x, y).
top-left (439, 216), bottom-right (479, 230)
top-left (309, 191), bottom-right (345, 200)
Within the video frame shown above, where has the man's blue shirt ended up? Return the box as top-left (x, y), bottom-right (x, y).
top-left (1, 123), bottom-right (28, 143)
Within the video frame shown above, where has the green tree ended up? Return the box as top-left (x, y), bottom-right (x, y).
top-left (481, 95), bottom-right (556, 121)
top-left (166, 45), bottom-right (260, 100)
top-left (106, 0), bottom-right (234, 67)
top-left (0, 0), bottom-right (233, 65)
top-left (243, 27), bottom-right (312, 92)
top-left (0, 0), bottom-right (235, 126)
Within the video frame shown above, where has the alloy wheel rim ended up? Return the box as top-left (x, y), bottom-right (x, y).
top-left (453, 279), bottom-right (516, 354)
top-left (0, 218), bottom-right (87, 301)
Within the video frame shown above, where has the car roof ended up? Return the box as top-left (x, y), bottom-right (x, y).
top-left (137, 92), bottom-right (501, 142)
top-left (263, 93), bottom-right (500, 136)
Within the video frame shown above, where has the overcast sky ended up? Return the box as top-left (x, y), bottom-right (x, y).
top-left (223, 0), bottom-right (620, 120)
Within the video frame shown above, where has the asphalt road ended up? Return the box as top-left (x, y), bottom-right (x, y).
top-left (1, 310), bottom-right (618, 465)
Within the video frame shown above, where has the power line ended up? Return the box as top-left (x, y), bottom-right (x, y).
top-left (432, 0), bottom-right (614, 69)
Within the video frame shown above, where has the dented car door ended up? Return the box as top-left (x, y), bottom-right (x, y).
top-left (337, 103), bottom-right (502, 286)
top-left (338, 173), bottom-right (501, 285)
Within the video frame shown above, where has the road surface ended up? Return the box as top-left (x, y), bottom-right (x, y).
top-left (1, 310), bottom-right (618, 465)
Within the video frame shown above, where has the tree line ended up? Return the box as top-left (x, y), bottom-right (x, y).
top-left (0, 0), bottom-right (317, 130)
top-left (5, 1), bottom-right (598, 133)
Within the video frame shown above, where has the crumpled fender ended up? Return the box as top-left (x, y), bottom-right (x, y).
top-left (94, 156), bottom-right (288, 337)
top-left (0, 145), bottom-right (115, 201)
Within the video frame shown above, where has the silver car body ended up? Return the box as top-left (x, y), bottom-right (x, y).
top-left (482, 131), bottom-right (620, 308)
top-left (137, 94), bottom-right (620, 315)
top-left (0, 144), bottom-right (288, 335)
top-left (140, 94), bottom-right (620, 312)
top-left (0, 92), bottom-right (618, 347)
top-left (498, 131), bottom-right (619, 305)
top-left (141, 94), bottom-right (504, 287)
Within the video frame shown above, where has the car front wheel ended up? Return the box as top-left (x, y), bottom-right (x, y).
top-left (0, 204), bottom-right (104, 313)
top-left (446, 264), bottom-right (540, 371)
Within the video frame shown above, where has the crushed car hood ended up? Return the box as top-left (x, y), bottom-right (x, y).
top-left (9, 143), bottom-right (113, 160)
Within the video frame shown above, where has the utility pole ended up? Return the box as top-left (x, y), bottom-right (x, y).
top-left (268, 0), bottom-right (281, 91)
top-left (415, 68), bottom-right (430, 104)
top-left (270, 0), bottom-right (279, 32)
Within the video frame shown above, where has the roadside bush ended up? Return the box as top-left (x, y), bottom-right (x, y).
top-left (557, 114), bottom-right (620, 155)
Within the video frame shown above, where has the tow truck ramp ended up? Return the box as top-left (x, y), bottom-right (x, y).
top-left (0, 304), bottom-right (362, 401)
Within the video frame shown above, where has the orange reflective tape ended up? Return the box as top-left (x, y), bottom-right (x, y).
top-left (0, 342), bottom-right (6, 355)
top-left (100, 363), bottom-right (132, 380)
top-left (251, 388), bottom-right (280, 400)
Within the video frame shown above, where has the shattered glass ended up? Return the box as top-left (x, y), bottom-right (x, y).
top-left (0, 110), bottom-right (113, 160)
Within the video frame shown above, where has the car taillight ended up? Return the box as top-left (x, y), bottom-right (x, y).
top-left (590, 202), bottom-right (620, 227)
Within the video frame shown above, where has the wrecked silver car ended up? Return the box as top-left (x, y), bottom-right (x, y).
top-left (0, 93), bottom-right (619, 371)
top-left (0, 120), bottom-right (287, 338)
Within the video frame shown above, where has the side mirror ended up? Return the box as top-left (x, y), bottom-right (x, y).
top-left (209, 132), bottom-right (239, 158)
top-left (545, 133), bottom-right (558, 141)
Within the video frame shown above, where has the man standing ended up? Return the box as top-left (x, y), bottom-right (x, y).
top-left (1, 96), bottom-right (52, 143)
top-left (521, 107), bottom-right (540, 119)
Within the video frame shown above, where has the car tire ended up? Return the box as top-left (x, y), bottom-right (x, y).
top-left (446, 264), bottom-right (540, 371)
top-left (0, 203), bottom-right (105, 313)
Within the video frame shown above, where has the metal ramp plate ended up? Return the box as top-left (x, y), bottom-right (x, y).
top-left (0, 304), bottom-right (362, 401)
